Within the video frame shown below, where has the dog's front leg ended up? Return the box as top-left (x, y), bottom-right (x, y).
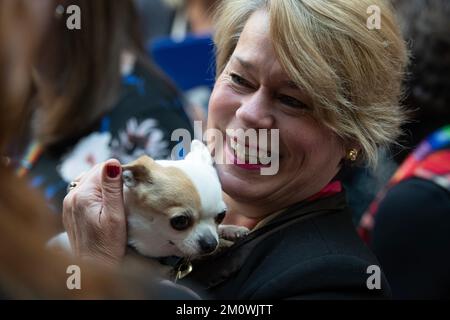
top-left (218, 225), bottom-right (250, 242)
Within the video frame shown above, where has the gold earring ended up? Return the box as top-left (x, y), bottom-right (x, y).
top-left (347, 149), bottom-right (358, 162)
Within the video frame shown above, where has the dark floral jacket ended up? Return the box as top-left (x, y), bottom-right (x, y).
top-left (26, 62), bottom-right (193, 213)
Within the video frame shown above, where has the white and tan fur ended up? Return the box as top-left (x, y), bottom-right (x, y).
top-left (50, 140), bottom-right (248, 263)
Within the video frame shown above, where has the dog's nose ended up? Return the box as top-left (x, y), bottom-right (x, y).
top-left (198, 236), bottom-right (218, 254)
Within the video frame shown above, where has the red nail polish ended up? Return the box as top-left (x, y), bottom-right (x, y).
top-left (106, 165), bottom-right (120, 178)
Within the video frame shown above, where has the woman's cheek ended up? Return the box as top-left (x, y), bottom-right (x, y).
top-left (209, 84), bottom-right (240, 123)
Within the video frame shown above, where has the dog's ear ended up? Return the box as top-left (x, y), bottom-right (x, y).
top-left (185, 140), bottom-right (213, 166)
top-left (122, 156), bottom-right (153, 187)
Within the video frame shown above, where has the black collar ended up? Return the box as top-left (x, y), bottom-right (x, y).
top-left (181, 191), bottom-right (348, 290)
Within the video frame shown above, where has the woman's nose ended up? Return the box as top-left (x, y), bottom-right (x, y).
top-left (235, 91), bottom-right (275, 129)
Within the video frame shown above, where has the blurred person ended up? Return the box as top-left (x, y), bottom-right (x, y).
top-left (0, 0), bottom-right (199, 299)
top-left (168, 0), bottom-right (219, 39)
top-left (137, 0), bottom-right (222, 125)
top-left (137, 0), bottom-right (220, 42)
top-left (10, 0), bottom-right (193, 215)
top-left (135, 0), bottom-right (175, 42)
top-left (0, 0), bottom-right (134, 299)
top-left (391, 0), bottom-right (450, 162)
top-left (359, 0), bottom-right (450, 299)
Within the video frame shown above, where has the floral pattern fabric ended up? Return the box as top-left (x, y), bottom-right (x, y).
top-left (27, 62), bottom-right (193, 213)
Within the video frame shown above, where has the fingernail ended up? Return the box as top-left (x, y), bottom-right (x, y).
top-left (106, 165), bottom-right (121, 179)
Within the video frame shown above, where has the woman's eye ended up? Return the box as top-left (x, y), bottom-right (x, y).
top-left (278, 94), bottom-right (308, 109)
top-left (230, 73), bottom-right (251, 87)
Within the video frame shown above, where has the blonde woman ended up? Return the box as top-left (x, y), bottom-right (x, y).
top-left (64, 0), bottom-right (408, 299)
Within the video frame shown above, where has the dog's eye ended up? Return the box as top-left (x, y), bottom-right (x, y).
top-left (215, 211), bottom-right (226, 224)
top-left (170, 215), bottom-right (191, 231)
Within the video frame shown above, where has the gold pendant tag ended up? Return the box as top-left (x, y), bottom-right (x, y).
top-left (174, 261), bottom-right (193, 283)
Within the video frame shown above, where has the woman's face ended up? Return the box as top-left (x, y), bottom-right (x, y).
top-left (207, 10), bottom-right (345, 215)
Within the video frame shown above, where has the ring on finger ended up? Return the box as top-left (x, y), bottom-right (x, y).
top-left (67, 181), bottom-right (78, 193)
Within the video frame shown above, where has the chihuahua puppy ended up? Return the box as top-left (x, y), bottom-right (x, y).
top-left (50, 140), bottom-right (248, 264)
top-left (123, 140), bottom-right (248, 258)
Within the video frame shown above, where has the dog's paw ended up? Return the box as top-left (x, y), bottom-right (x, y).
top-left (219, 225), bottom-right (250, 241)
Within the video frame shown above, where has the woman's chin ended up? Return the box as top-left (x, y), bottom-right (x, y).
top-left (217, 164), bottom-right (272, 202)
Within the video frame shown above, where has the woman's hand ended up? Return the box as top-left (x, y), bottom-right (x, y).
top-left (62, 159), bottom-right (127, 267)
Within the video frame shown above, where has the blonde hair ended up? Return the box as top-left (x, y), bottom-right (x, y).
top-left (213, 0), bottom-right (408, 167)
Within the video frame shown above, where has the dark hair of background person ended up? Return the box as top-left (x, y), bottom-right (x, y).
top-left (30, 0), bottom-right (180, 149)
top-left (136, 0), bottom-right (221, 42)
top-left (0, 0), bottom-right (121, 299)
top-left (392, 0), bottom-right (450, 162)
top-left (0, 0), bottom-right (187, 299)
